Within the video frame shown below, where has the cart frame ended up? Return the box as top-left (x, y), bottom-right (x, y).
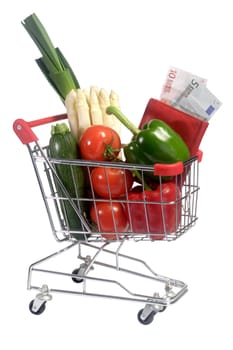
top-left (13, 114), bottom-right (201, 324)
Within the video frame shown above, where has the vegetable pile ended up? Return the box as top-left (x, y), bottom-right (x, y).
top-left (22, 13), bottom-right (192, 241)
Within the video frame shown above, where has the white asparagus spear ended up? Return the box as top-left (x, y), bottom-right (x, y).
top-left (82, 88), bottom-right (90, 107)
top-left (65, 89), bottom-right (79, 143)
top-left (98, 88), bottom-right (115, 128)
top-left (109, 89), bottom-right (121, 136)
top-left (89, 86), bottom-right (103, 125)
top-left (76, 88), bottom-right (91, 141)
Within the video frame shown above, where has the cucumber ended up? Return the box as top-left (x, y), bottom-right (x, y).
top-left (48, 123), bottom-right (89, 240)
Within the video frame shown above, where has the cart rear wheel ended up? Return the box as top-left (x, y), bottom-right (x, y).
top-left (159, 306), bottom-right (167, 312)
top-left (29, 299), bottom-right (46, 315)
top-left (137, 309), bottom-right (156, 325)
top-left (71, 268), bottom-right (84, 283)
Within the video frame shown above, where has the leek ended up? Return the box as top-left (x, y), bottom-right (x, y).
top-left (22, 13), bottom-right (80, 102)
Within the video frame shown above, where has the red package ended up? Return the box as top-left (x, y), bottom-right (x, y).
top-left (139, 99), bottom-right (208, 156)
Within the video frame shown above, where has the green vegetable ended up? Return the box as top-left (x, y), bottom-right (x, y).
top-left (49, 123), bottom-right (88, 240)
top-left (22, 13), bottom-right (80, 102)
top-left (124, 140), bottom-right (151, 165)
top-left (106, 106), bottom-right (190, 165)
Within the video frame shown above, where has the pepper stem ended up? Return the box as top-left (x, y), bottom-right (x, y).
top-left (132, 170), bottom-right (152, 190)
top-left (106, 106), bottom-right (140, 136)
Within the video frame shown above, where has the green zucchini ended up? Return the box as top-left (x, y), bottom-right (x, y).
top-left (48, 123), bottom-right (89, 240)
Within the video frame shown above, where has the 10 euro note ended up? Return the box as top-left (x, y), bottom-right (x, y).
top-left (160, 66), bottom-right (207, 105)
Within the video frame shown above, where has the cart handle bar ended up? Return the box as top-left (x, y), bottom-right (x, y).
top-left (13, 114), bottom-right (68, 145)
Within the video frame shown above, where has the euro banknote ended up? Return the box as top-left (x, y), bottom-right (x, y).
top-left (172, 81), bottom-right (222, 121)
top-left (160, 66), bottom-right (221, 120)
top-left (160, 66), bottom-right (207, 105)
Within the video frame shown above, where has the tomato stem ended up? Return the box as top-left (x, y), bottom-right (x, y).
top-left (103, 136), bottom-right (121, 161)
top-left (131, 170), bottom-right (152, 190)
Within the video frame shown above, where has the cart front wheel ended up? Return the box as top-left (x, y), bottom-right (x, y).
top-left (137, 309), bottom-right (156, 325)
top-left (29, 299), bottom-right (46, 315)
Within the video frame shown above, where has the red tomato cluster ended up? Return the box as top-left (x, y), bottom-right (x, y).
top-left (79, 125), bottom-right (132, 240)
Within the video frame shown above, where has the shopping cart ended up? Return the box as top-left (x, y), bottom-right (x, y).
top-left (13, 113), bottom-right (202, 324)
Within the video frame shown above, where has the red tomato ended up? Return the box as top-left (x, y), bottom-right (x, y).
top-left (91, 167), bottom-right (133, 199)
top-left (79, 125), bottom-right (121, 161)
top-left (90, 202), bottom-right (128, 240)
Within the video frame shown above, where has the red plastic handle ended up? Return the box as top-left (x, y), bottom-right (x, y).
top-left (197, 149), bottom-right (203, 162)
top-left (153, 161), bottom-right (184, 176)
top-left (153, 150), bottom-right (203, 176)
top-left (13, 114), bottom-right (67, 144)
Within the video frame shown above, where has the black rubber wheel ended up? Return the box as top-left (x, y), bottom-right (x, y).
top-left (159, 306), bottom-right (167, 312)
top-left (137, 309), bottom-right (156, 325)
top-left (71, 268), bottom-right (84, 283)
top-left (29, 300), bottom-right (46, 315)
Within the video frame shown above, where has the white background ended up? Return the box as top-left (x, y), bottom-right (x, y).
top-left (1, 0), bottom-right (232, 349)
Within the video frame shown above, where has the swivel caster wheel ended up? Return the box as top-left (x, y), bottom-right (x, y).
top-left (137, 308), bottom-right (156, 325)
top-left (29, 299), bottom-right (46, 315)
top-left (159, 306), bottom-right (167, 312)
top-left (71, 257), bottom-right (94, 283)
top-left (71, 268), bottom-right (84, 283)
top-left (137, 301), bottom-right (166, 325)
top-left (29, 284), bottom-right (52, 315)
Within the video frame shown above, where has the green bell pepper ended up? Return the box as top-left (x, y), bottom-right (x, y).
top-left (106, 106), bottom-right (190, 165)
top-left (124, 140), bottom-right (151, 165)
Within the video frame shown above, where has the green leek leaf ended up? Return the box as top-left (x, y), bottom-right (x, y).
top-left (22, 13), bottom-right (80, 102)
